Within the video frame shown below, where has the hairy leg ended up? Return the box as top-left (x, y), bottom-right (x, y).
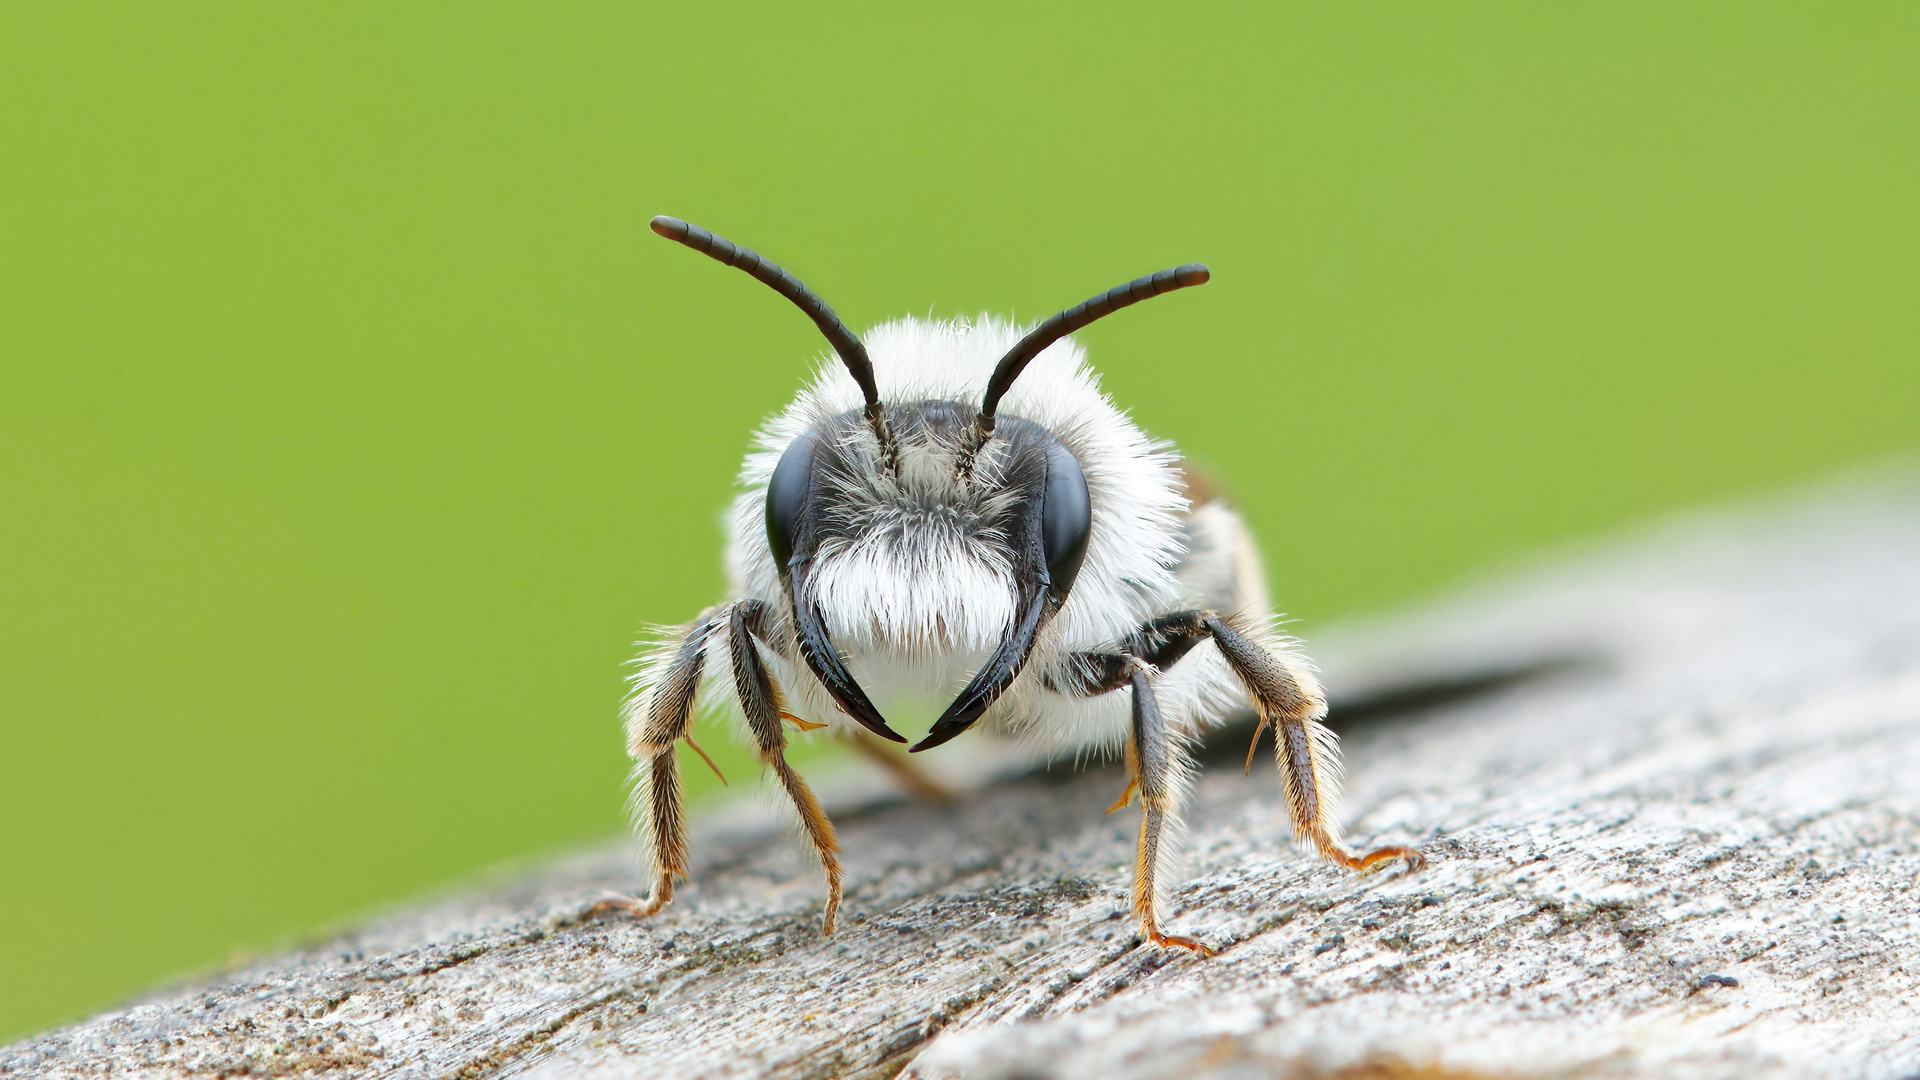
top-left (731, 601), bottom-right (845, 933)
top-left (1201, 614), bottom-right (1424, 872)
top-left (1066, 610), bottom-right (1423, 878)
top-left (601, 608), bottom-right (719, 919)
top-left (1124, 662), bottom-right (1214, 955)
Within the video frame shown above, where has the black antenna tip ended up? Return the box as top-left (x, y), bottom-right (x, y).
top-left (650, 215), bottom-right (690, 240)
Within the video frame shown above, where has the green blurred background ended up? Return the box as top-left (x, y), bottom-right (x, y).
top-left (3, 2), bottom-right (1917, 1040)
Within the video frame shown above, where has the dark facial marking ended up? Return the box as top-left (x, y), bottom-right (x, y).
top-left (768, 421), bottom-right (904, 742)
top-left (1038, 440), bottom-right (1091, 602)
top-left (765, 428), bottom-right (823, 571)
top-left (912, 417), bottom-right (1078, 752)
top-left (771, 410), bottom-right (1093, 753)
top-left (789, 557), bottom-right (906, 743)
top-left (911, 584), bottom-right (1048, 753)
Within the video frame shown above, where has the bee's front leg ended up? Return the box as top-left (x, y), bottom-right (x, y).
top-left (730, 600), bottom-right (844, 933)
top-left (1121, 660), bottom-right (1216, 956)
top-left (600, 608), bottom-right (720, 921)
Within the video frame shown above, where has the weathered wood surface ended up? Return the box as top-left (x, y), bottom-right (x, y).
top-left (9, 472), bottom-right (1920, 1080)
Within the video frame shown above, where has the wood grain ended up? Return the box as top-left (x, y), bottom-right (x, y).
top-left (9, 471), bottom-right (1920, 1080)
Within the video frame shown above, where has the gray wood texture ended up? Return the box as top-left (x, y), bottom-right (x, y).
top-left (9, 470), bottom-right (1920, 1080)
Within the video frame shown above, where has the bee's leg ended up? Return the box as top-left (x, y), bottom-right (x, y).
top-left (731, 600), bottom-right (844, 933)
top-left (1064, 610), bottom-right (1422, 875)
top-left (1200, 614), bottom-right (1424, 873)
top-left (601, 608), bottom-right (719, 920)
top-left (1055, 619), bottom-right (1218, 953)
top-left (1121, 660), bottom-right (1215, 956)
top-left (846, 729), bottom-right (955, 803)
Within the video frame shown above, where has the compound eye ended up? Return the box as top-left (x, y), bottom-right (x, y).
top-left (1039, 442), bottom-right (1092, 601)
top-left (765, 429), bottom-right (824, 571)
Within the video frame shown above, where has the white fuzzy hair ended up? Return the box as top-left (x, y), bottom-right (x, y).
top-left (745, 317), bottom-right (1181, 751)
top-left (620, 312), bottom-right (1356, 928)
top-left (627, 314), bottom-right (1290, 764)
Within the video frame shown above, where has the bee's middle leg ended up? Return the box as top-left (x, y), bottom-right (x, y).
top-left (730, 601), bottom-right (844, 933)
top-left (599, 608), bottom-right (718, 921)
top-left (1060, 631), bottom-right (1213, 954)
top-left (1061, 608), bottom-right (1421, 939)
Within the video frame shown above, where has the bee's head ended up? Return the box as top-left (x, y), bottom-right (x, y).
top-left (651, 216), bottom-right (1205, 750)
top-left (764, 397), bottom-right (1090, 640)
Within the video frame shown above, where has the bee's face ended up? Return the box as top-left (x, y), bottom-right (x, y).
top-left (723, 312), bottom-right (1194, 751)
top-left (650, 216), bottom-right (1202, 749)
top-left (765, 402), bottom-right (1090, 610)
top-left (759, 403), bottom-right (1090, 734)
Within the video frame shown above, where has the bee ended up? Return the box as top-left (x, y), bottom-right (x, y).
top-left (614, 216), bottom-right (1422, 954)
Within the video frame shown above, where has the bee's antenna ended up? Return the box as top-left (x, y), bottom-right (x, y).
top-left (964, 264), bottom-right (1210, 470)
top-left (651, 216), bottom-right (897, 470)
